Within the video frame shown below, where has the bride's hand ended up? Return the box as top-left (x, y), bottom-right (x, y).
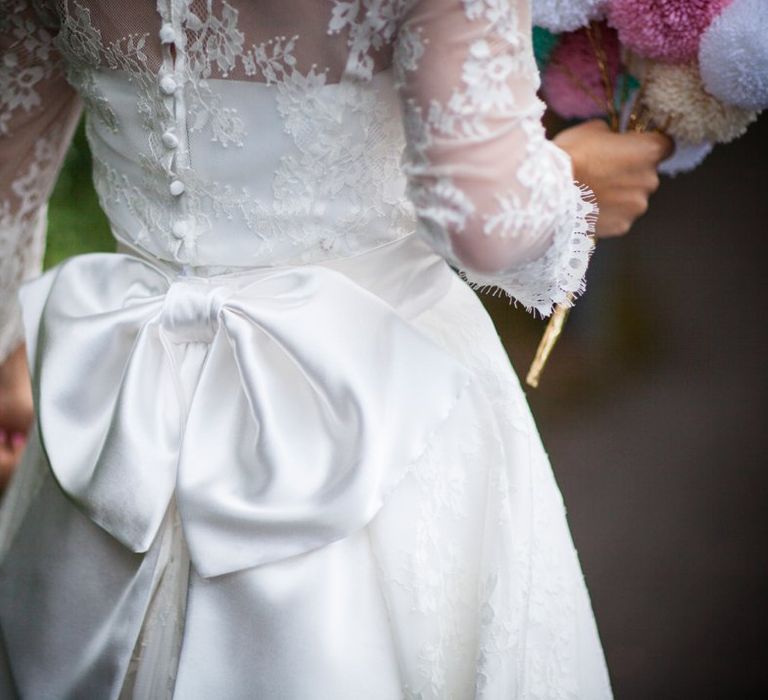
top-left (554, 119), bottom-right (674, 238)
top-left (0, 343), bottom-right (34, 489)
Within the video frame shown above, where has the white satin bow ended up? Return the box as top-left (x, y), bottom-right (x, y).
top-left (22, 247), bottom-right (470, 577)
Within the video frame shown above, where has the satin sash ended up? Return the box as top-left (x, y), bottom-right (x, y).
top-left (19, 234), bottom-right (471, 578)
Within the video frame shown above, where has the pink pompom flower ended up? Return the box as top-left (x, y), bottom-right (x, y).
top-left (542, 24), bottom-right (621, 119)
top-left (607, 0), bottom-right (731, 63)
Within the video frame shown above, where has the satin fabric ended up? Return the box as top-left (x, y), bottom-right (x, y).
top-left (19, 233), bottom-right (471, 578)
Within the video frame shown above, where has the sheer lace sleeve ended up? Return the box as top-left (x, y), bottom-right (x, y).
top-left (395, 0), bottom-right (597, 316)
top-left (0, 0), bottom-right (81, 363)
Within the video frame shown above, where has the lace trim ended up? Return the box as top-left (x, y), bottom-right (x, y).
top-left (462, 181), bottom-right (598, 317)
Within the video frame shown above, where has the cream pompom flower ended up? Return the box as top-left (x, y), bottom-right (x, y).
top-left (643, 61), bottom-right (758, 144)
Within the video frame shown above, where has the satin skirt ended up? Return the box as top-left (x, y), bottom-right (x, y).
top-left (0, 234), bottom-right (612, 699)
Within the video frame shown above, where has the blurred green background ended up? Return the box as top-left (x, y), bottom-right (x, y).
top-left (44, 122), bottom-right (112, 268)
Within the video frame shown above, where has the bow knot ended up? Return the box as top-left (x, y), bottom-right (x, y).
top-left (161, 279), bottom-right (233, 344)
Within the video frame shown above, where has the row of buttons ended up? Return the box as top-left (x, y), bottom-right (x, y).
top-left (158, 21), bottom-right (188, 240)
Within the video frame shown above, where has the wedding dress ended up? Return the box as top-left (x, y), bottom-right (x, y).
top-left (0, 0), bottom-right (612, 697)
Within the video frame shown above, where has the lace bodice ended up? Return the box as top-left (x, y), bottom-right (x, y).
top-left (0, 0), bottom-right (597, 362)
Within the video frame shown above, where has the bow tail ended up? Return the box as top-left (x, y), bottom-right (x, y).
top-left (0, 460), bottom-right (167, 698)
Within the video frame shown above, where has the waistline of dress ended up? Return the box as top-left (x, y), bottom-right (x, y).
top-left (115, 232), bottom-right (455, 321)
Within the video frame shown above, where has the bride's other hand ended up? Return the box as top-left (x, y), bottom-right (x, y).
top-left (554, 119), bottom-right (674, 238)
top-left (0, 343), bottom-right (33, 489)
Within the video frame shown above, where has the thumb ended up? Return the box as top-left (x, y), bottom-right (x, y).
top-left (581, 119), bottom-right (612, 133)
top-left (643, 130), bottom-right (675, 163)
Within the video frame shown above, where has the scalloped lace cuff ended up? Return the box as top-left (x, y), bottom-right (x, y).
top-left (459, 181), bottom-right (598, 317)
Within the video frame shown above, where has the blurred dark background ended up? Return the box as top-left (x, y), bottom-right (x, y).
top-left (486, 114), bottom-right (768, 699)
top-left (45, 115), bottom-right (767, 698)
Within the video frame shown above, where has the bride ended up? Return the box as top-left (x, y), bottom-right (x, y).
top-left (0, 0), bottom-right (670, 697)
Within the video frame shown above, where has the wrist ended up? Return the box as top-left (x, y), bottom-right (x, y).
top-left (553, 131), bottom-right (583, 183)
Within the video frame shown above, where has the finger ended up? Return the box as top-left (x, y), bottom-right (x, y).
top-left (617, 189), bottom-right (650, 217)
top-left (0, 461), bottom-right (13, 491)
top-left (0, 443), bottom-right (16, 477)
top-left (0, 400), bottom-right (34, 435)
top-left (641, 130), bottom-right (675, 163)
top-left (595, 213), bottom-right (632, 238)
top-left (6, 412), bottom-right (33, 435)
top-left (613, 129), bottom-right (670, 162)
top-left (10, 431), bottom-right (26, 452)
top-left (622, 169), bottom-right (661, 193)
top-left (581, 118), bottom-right (611, 133)
top-left (646, 170), bottom-right (660, 193)
top-left (0, 433), bottom-right (25, 488)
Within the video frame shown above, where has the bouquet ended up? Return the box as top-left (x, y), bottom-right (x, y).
top-left (526, 0), bottom-right (768, 387)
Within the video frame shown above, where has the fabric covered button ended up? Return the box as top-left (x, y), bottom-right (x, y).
top-left (159, 24), bottom-right (176, 44)
top-left (169, 180), bottom-right (185, 196)
top-left (162, 131), bottom-right (179, 149)
top-left (160, 75), bottom-right (178, 95)
top-left (171, 220), bottom-right (188, 239)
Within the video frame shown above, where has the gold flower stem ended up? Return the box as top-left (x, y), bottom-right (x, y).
top-left (586, 22), bottom-right (619, 131)
top-left (526, 27), bottom-right (653, 389)
top-left (626, 98), bottom-right (643, 132)
top-left (526, 298), bottom-right (574, 388)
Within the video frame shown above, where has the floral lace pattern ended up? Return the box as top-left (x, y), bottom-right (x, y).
top-left (366, 288), bottom-right (610, 698)
top-left (0, 121), bottom-right (78, 360)
top-left (329, 0), bottom-right (409, 80)
top-left (1, 0), bottom-right (599, 360)
top-left (0, 1), bottom-right (62, 134)
top-left (53, 1), bottom-right (118, 131)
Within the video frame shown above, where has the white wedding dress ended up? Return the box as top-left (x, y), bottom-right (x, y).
top-left (0, 1), bottom-right (611, 697)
